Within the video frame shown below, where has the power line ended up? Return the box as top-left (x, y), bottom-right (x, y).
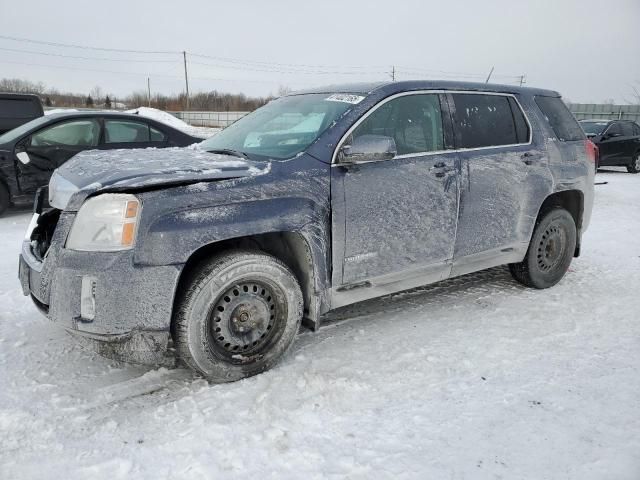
top-left (0, 34), bottom-right (524, 81)
top-left (189, 59), bottom-right (386, 76)
top-left (0, 59), bottom-right (307, 86)
top-left (188, 52), bottom-right (386, 71)
top-left (0, 34), bottom-right (177, 54)
top-left (0, 46), bottom-right (178, 63)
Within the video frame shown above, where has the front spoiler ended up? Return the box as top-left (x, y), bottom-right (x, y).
top-left (68, 328), bottom-right (175, 367)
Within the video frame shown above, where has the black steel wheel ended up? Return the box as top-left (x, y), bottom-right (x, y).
top-left (207, 280), bottom-right (284, 361)
top-left (173, 250), bottom-right (303, 382)
top-left (510, 208), bottom-right (577, 289)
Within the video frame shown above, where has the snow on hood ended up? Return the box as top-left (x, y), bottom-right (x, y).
top-left (49, 147), bottom-right (269, 210)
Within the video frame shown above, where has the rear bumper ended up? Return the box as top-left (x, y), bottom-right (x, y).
top-left (19, 233), bottom-right (183, 366)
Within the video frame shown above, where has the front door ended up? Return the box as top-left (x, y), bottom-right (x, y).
top-left (14, 118), bottom-right (101, 194)
top-left (332, 93), bottom-right (459, 289)
top-left (599, 122), bottom-right (628, 165)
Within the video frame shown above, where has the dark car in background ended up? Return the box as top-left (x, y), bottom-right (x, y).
top-left (0, 93), bottom-right (44, 135)
top-left (19, 81), bottom-right (595, 382)
top-left (580, 119), bottom-right (640, 173)
top-left (0, 111), bottom-right (203, 215)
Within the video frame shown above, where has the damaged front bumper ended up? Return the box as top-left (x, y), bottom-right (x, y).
top-left (19, 203), bottom-right (182, 366)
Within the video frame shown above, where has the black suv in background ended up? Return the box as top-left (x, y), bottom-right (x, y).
top-left (580, 119), bottom-right (640, 173)
top-left (0, 93), bottom-right (44, 135)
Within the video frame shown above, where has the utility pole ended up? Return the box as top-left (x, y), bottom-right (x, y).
top-left (147, 77), bottom-right (151, 107)
top-left (390, 65), bottom-right (396, 82)
top-left (183, 51), bottom-right (190, 111)
top-left (485, 66), bottom-right (494, 83)
top-left (519, 74), bottom-right (526, 87)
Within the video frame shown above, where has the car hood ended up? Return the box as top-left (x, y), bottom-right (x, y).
top-left (49, 147), bottom-right (270, 210)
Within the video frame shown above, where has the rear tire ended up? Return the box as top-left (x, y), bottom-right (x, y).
top-left (509, 208), bottom-right (577, 289)
top-left (0, 183), bottom-right (9, 217)
top-left (173, 250), bottom-right (303, 382)
top-left (627, 153), bottom-right (640, 174)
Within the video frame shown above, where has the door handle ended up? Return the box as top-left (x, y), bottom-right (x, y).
top-left (521, 152), bottom-right (540, 165)
top-left (430, 162), bottom-right (450, 178)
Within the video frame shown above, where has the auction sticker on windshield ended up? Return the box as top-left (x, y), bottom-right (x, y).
top-left (325, 94), bottom-right (365, 104)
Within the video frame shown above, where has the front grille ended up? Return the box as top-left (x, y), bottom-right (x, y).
top-left (30, 209), bottom-right (61, 262)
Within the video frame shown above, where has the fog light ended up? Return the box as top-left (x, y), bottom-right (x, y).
top-left (80, 276), bottom-right (97, 321)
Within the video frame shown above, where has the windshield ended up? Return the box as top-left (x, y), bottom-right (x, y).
top-left (580, 121), bottom-right (608, 135)
top-left (199, 93), bottom-right (361, 159)
top-left (0, 115), bottom-right (51, 144)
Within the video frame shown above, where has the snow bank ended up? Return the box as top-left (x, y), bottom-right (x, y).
top-left (44, 108), bottom-right (78, 115)
top-left (126, 107), bottom-right (192, 131)
top-left (127, 107), bottom-right (220, 139)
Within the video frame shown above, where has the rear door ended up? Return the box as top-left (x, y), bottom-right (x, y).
top-left (620, 122), bottom-right (640, 160)
top-left (332, 92), bottom-right (459, 291)
top-left (101, 118), bottom-right (168, 150)
top-left (448, 92), bottom-right (543, 274)
top-left (14, 118), bottom-right (101, 194)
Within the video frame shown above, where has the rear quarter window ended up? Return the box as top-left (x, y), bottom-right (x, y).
top-left (534, 96), bottom-right (584, 142)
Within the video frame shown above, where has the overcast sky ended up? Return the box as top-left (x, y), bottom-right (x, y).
top-left (0, 0), bottom-right (638, 103)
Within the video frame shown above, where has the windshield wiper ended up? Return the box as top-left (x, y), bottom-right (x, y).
top-left (206, 148), bottom-right (251, 160)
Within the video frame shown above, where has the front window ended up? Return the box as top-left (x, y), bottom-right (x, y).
top-left (0, 115), bottom-right (51, 144)
top-left (347, 93), bottom-right (444, 156)
top-left (31, 119), bottom-right (100, 147)
top-left (580, 121), bottom-right (608, 135)
top-left (199, 93), bottom-right (360, 159)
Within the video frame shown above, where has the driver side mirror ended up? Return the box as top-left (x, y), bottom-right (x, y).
top-left (338, 134), bottom-right (397, 164)
top-left (604, 131), bottom-right (621, 139)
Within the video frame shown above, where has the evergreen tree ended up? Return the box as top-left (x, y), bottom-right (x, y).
top-left (105, 95), bottom-right (112, 109)
top-left (85, 95), bottom-right (94, 107)
top-left (45, 96), bottom-right (52, 107)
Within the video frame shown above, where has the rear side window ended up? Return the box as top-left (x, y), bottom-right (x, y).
top-left (620, 122), bottom-right (635, 137)
top-left (534, 96), bottom-right (584, 142)
top-left (105, 120), bottom-right (166, 143)
top-left (451, 94), bottom-right (521, 148)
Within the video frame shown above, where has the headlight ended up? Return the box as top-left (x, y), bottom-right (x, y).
top-left (66, 194), bottom-right (141, 251)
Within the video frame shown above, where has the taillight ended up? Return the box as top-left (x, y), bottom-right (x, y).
top-left (585, 139), bottom-right (598, 164)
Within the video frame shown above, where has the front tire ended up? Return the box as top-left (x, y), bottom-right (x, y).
top-left (509, 208), bottom-right (577, 289)
top-left (173, 250), bottom-right (303, 382)
top-left (627, 153), bottom-right (640, 174)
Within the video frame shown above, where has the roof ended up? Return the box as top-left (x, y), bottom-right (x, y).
top-left (292, 80), bottom-right (560, 98)
top-left (579, 119), bottom-right (612, 123)
top-left (44, 110), bottom-right (151, 120)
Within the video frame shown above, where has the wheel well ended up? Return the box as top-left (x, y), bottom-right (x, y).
top-left (537, 190), bottom-right (583, 256)
top-left (172, 232), bottom-right (316, 326)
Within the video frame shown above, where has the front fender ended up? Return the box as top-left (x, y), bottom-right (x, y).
top-left (137, 196), bottom-right (324, 263)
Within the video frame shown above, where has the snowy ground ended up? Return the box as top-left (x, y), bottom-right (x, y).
top-left (0, 169), bottom-right (639, 479)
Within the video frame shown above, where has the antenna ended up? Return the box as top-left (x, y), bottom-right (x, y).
top-left (485, 66), bottom-right (494, 83)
